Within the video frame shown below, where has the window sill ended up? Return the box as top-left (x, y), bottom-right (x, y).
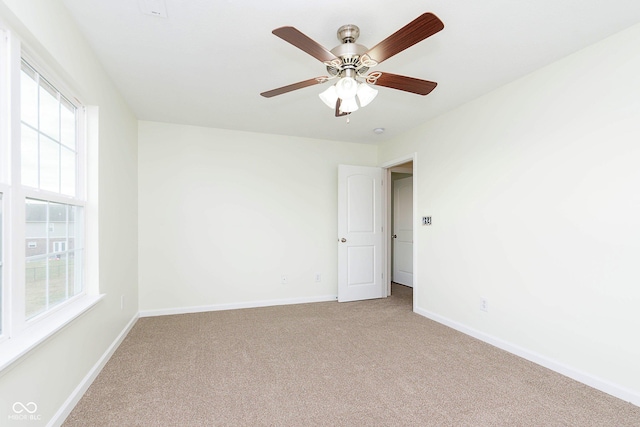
top-left (0, 294), bottom-right (105, 373)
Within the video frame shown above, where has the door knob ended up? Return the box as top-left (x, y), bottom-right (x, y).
top-left (392, 234), bottom-right (397, 238)
top-left (340, 238), bottom-right (347, 242)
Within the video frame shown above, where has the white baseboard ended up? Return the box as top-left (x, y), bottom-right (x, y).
top-left (414, 306), bottom-right (640, 407)
top-left (48, 313), bottom-right (139, 427)
top-left (139, 294), bottom-right (338, 318)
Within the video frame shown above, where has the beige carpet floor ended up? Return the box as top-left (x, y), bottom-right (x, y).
top-left (64, 284), bottom-right (640, 426)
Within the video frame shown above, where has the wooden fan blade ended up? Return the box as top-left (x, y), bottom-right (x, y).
top-left (363, 13), bottom-right (444, 65)
top-left (367, 72), bottom-right (437, 95)
top-left (272, 27), bottom-right (340, 64)
top-left (260, 76), bottom-right (329, 98)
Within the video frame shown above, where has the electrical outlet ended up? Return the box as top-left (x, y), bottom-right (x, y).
top-left (315, 273), bottom-right (321, 282)
top-left (480, 297), bottom-right (489, 312)
top-left (281, 275), bottom-right (288, 284)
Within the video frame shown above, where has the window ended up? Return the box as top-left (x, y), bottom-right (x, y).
top-left (19, 59), bottom-right (86, 320)
top-left (0, 24), bottom-right (97, 368)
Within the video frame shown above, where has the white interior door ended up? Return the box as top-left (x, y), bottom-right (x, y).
top-left (337, 165), bottom-right (384, 302)
top-left (393, 176), bottom-right (413, 287)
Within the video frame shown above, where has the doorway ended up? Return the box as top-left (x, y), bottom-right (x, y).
top-left (336, 156), bottom-right (417, 308)
top-left (391, 169), bottom-right (413, 287)
top-left (383, 156), bottom-right (416, 309)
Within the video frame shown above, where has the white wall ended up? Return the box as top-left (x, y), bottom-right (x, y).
top-left (138, 122), bottom-right (377, 314)
top-left (379, 23), bottom-right (640, 403)
top-left (0, 0), bottom-right (138, 425)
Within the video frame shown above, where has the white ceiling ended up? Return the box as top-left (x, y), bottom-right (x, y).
top-left (60, 0), bottom-right (640, 144)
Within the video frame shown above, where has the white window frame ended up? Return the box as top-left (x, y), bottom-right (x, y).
top-left (0, 23), bottom-right (12, 345)
top-left (0, 20), bottom-right (102, 371)
top-left (0, 191), bottom-right (6, 341)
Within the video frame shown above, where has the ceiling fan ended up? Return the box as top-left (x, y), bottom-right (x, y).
top-left (260, 13), bottom-right (444, 117)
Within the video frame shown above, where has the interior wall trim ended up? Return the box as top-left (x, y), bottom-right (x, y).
top-left (414, 307), bottom-right (640, 408)
top-left (49, 314), bottom-right (139, 427)
top-left (139, 295), bottom-right (338, 318)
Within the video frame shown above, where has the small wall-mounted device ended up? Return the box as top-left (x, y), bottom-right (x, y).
top-left (422, 216), bottom-right (432, 226)
top-left (139, 0), bottom-right (168, 18)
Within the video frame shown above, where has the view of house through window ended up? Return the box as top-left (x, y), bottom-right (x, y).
top-left (25, 199), bottom-right (83, 319)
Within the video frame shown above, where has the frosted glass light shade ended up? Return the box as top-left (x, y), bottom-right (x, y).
top-left (356, 83), bottom-right (378, 107)
top-left (335, 77), bottom-right (358, 99)
top-left (340, 96), bottom-right (359, 113)
top-left (319, 85), bottom-right (338, 109)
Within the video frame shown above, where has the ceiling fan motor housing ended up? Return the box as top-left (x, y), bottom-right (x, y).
top-left (327, 24), bottom-right (370, 77)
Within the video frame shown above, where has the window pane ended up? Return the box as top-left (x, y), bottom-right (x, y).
top-left (60, 146), bottom-right (76, 196)
top-left (26, 199), bottom-right (49, 319)
top-left (70, 205), bottom-right (83, 251)
top-left (21, 60), bottom-right (79, 197)
top-left (40, 135), bottom-right (60, 193)
top-left (25, 256), bottom-right (47, 319)
top-left (69, 249), bottom-right (82, 297)
top-left (61, 97), bottom-right (76, 149)
top-left (25, 199), bottom-right (47, 257)
top-left (20, 65), bottom-right (38, 127)
top-left (21, 124), bottom-right (39, 188)
top-left (25, 199), bottom-right (84, 319)
top-left (39, 78), bottom-right (60, 141)
top-left (49, 202), bottom-right (67, 239)
top-left (49, 252), bottom-right (67, 307)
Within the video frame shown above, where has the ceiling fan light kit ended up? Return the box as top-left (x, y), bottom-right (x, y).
top-left (261, 13), bottom-right (444, 118)
top-left (319, 85), bottom-right (339, 108)
top-left (335, 73), bottom-right (358, 99)
top-left (356, 82), bottom-right (378, 107)
top-left (319, 68), bottom-right (378, 113)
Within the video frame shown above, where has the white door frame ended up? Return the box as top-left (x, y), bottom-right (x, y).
top-left (382, 153), bottom-right (417, 311)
